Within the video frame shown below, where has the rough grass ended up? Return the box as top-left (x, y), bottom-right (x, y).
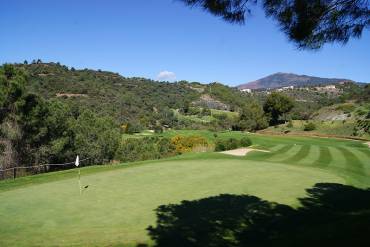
top-left (0, 132), bottom-right (369, 246)
top-left (261, 120), bottom-right (370, 140)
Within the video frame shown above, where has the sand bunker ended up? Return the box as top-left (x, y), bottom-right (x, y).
top-left (220, 148), bottom-right (269, 156)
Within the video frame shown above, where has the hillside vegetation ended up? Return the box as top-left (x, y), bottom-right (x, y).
top-left (1, 61), bottom-right (369, 177)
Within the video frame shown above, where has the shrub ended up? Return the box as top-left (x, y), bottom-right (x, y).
top-left (215, 140), bottom-right (226, 151)
top-left (335, 103), bottom-right (355, 113)
top-left (303, 122), bottom-right (316, 131)
top-left (287, 120), bottom-right (293, 128)
top-left (227, 138), bottom-right (239, 150)
top-left (115, 137), bottom-right (176, 162)
top-left (154, 125), bottom-right (163, 134)
top-left (240, 137), bottom-right (252, 147)
top-left (171, 135), bottom-right (209, 154)
top-left (215, 137), bottom-right (252, 151)
top-left (125, 122), bottom-right (143, 134)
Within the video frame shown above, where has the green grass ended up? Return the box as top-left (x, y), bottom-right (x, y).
top-left (0, 132), bottom-right (369, 246)
top-left (264, 119), bottom-right (370, 140)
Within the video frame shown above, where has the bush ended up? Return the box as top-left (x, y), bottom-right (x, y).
top-left (240, 137), bottom-right (252, 147)
top-left (115, 137), bottom-right (176, 162)
top-left (303, 122), bottom-right (316, 131)
top-left (154, 125), bottom-right (163, 134)
top-left (287, 120), bottom-right (293, 128)
top-left (335, 103), bottom-right (355, 113)
top-left (125, 122), bottom-right (143, 134)
top-left (215, 137), bottom-right (252, 151)
top-left (215, 141), bottom-right (226, 151)
top-left (171, 135), bottom-right (209, 154)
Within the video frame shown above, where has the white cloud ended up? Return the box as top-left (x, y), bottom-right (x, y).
top-left (157, 70), bottom-right (176, 81)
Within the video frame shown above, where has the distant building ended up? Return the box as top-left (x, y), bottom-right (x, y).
top-left (315, 84), bottom-right (337, 92)
top-left (324, 85), bottom-right (336, 89)
top-left (276, 86), bottom-right (294, 92)
top-left (241, 88), bottom-right (252, 93)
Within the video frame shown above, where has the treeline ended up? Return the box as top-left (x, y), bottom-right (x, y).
top-left (19, 62), bottom-right (200, 128)
top-left (0, 64), bottom-right (120, 170)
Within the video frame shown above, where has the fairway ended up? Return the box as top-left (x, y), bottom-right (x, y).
top-left (0, 134), bottom-right (369, 246)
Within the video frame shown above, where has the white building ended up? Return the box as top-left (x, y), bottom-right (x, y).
top-left (241, 88), bottom-right (252, 93)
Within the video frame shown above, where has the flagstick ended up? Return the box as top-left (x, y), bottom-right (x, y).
top-left (75, 155), bottom-right (81, 195)
top-left (78, 168), bottom-right (82, 195)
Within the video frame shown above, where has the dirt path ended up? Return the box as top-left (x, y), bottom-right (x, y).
top-left (220, 148), bottom-right (269, 156)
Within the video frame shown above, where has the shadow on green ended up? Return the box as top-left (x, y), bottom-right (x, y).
top-left (146, 183), bottom-right (370, 247)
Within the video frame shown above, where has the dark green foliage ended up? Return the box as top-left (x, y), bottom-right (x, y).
top-left (115, 137), bottom-right (176, 162)
top-left (206, 82), bottom-right (250, 110)
top-left (356, 119), bottom-right (370, 134)
top-left (19, 62), bottom-right (200, 127)
top-left (154, 125), bottom-right (164, 134)
top-left (215, 137), bottom-right (251, 151)
top-left (125, 121), bottom-right (144, 134)
top-left (263, 92), bottom-right (294, 125)
top-left (180, 0), bottom-right (370, 49)
top-left (304, 122), bottom-right (316, 131)
top-left (200, 107), bottom-right (211, 116)
top-left (72, 110), bottom-right (120, 164)
top-left (336, 82), bottom-right (370, 103)
top-left (335, 103), bottom-right (355, 113)
top-left (0, 64), bottom-right (26, 123)
top-left (213, 113), bottom-right (235, 130)
top-left (238, 102), bottom-right (268, 131)
top-left (240, 137), bottom-right (252, 147)
top-left (1, 64), bottom-right (122, 169)
top-left (14, 62), bottom-right (270, 131)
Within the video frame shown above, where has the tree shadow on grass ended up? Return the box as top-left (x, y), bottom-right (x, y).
top-left (146, 183), bottom-right (370, 247)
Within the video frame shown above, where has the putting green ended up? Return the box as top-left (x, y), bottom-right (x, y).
top-left (0, 133), bottom-right (369, 246)
top-left (0, 158), bottom-right (344, 246)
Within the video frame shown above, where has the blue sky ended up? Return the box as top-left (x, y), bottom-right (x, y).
top-left (1, 0), bottom-right (369, 86)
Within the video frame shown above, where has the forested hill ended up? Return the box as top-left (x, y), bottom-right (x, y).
top-left (17, 62), bottom-right (250, 125)
top-left (238, 72), bottom-right (353, 89)
top-left (19, 62), bottom-right (200, 123)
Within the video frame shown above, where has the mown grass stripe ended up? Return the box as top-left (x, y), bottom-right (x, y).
top-left (347, 148), bottom-right (370, 176)
top-left (269, 144), bottom-right (285, 152)
top-left (282, 145), bottom-right (311, 165)
top-left (267, 145), bottom-right (300, 162)
top-left (247, 144), bottom-right (292, 161)
top-left (326, 147), bottom-right (347, 170)
top-left (357, 148), bottom-right (370, 158)
top-left (335, 147), bottom-right (365, 176)
top-left (299, 145), bottom-right (320, 166)
top-left (312, 146), bottom-right (332, 167)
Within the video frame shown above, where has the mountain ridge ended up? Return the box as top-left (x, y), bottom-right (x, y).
top-left (238, 72), bottom-right (353, 90)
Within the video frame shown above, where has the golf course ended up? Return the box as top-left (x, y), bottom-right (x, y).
top-left (0, 132), bottom-right (369, 246)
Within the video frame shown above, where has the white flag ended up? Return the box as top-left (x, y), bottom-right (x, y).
top-left (75, 155), bottom-right (80, 167)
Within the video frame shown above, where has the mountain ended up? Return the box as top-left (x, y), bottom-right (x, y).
top-left (238, 73), bottom-right (353, 90)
